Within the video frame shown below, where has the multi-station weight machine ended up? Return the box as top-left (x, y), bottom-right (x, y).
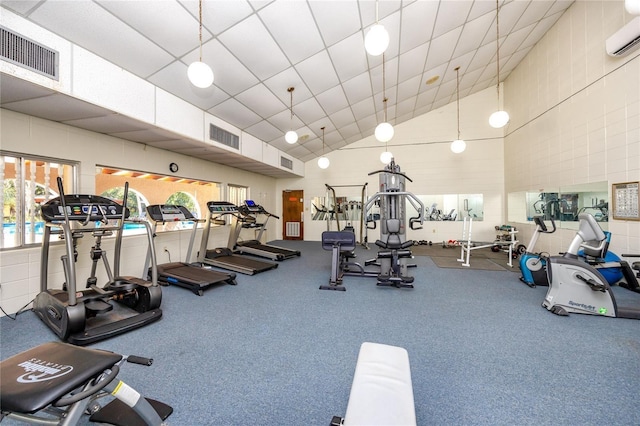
top-left (321, 159), bottom-right (425, 290)
top-left (364, 159), bottom-right (425, 287)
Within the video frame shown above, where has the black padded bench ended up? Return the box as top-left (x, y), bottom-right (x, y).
top-left (1, 341), bottom-right (172, 425)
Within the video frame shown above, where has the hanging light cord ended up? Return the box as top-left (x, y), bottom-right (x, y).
top-left (198, 0), bottom-right (203, 62)
top-left (288, 87), bottom-right (294, 120)
top-left (495, 0), bottom-right (500, 99)
top-left (321, 127), bottom-right (326, 154)
top-left (455, 66), bottom-right (461, 139)
top-left (382, 53), bottom-right (388, 123)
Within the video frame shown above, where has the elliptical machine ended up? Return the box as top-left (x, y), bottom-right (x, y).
top-left (363, 159), bottom-right (425, 288)
top-left (34, 178), bottom-right (163, 345)
top-left (519, 216), bottom-right (556, 287)
top-left (542, 213), bottom-right (640, 319)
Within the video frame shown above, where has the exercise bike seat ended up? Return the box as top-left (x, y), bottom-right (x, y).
top-left (0, 341), bottom-right (122, 414)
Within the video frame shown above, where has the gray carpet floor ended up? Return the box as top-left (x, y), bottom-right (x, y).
top-left (1, 240), bottom-right (639, 425)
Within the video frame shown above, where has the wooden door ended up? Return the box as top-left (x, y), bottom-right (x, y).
top-left (282, 190), bottom-right (304, 240)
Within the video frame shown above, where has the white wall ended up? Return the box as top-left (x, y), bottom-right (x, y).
top-left (504, 0), bottom-right (640, 256)
top-left (0, 109), bottom-right (277, 315)
top-left (276, 86), bottom-right (507, 245)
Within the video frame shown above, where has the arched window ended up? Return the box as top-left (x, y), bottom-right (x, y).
top-left (166, 191), bottom-right (200, 219)
top-left (100, 187), bottom-right (150, 236)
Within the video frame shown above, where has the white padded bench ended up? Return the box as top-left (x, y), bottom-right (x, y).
top-left (338, 342), bottom-right (416, 426)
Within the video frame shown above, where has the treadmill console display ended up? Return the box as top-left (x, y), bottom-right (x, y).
top-left (207, 201), bottom-right (239, 213)
top-left (146, 205), bottom-right (193, 221)
top-left (243, 200), bottom-right (262, 212)
top-left (41, 195), bottom-right (128, 222)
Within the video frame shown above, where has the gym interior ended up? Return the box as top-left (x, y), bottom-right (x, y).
top-left (1, 1), bottom-right (639, 425)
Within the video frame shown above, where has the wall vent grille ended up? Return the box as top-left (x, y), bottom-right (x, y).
top-left (209, 124), bottom-right (239, 150)
top-left (280, 156), bottom-right (293, 170)
top-left (0, 26), bottom-right (58, 79)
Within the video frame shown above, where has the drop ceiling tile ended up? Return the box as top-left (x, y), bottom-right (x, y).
top-left (64, 114), bottom-right (149, 134)
top-left (501, 23), bottom-right (536, 54)
top-left (329, 107), bottom-right (357, 129)
top-left (97, 0), bottom-right (204, 57)
top-left (396, 75), bottom-right (422, 101)
top-left (398, 43), bottom-right (429, 83)
top-left (244, 119), bottom-right (282, 143)
top-left (1, 1), bottom-right (40, 15)
top-left (208, 98), bottom-right (262, 130)
top-left (199, 0), bottom-right (254, 34)
top-left (309, 1), bottom-right (361, 47)
top-left (181, 39), bottom-right (259, 97)
top-left (293, 97), bottom-right (326, 125)
top-left (497, 0), bottom-right (531, 35)
top-left (2, 94), bottom-right (111, 122)
top-left (295, 50), bottom-right (340, 94)
top-left (342, 72), bottom-right (374, 105)
top-left (395, 95), bottom-right (418, 117)
top-left (337, 122), bottom-right (362, 140)
top-left (514, 1), bottom-right (554, 31)
top-left (316, 85), bottom-right (349, 116)
top-left (0, 74), bottom-right (56, 103)
top-left (217, 14), bottom-right (289, 81)
top-left (259, 1), bottom-right (324, 64)
top-left (454, 12), bottom-right (495, 58)
top-left (424, 26), bottom-right (464, 70)
top-left (263, 69), bottom-right (311, 107)
top-left (398, 0), bottom-right (438, 54)
top-left (328, 32), bottom-right (369, 82)
top-left (235, 84), bottom-right (286, 119)
top-left (520, 13), bottom-right (562, 50)
top-left (432, 1), bottom-right (473, 39)
top-left (351, 97), bottom-right (376, 121)
top-left (29, 1), bottom-right (174, 78)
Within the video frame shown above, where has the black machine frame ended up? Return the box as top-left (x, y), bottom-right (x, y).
top-left (145, 204), bottom-right (237, 296)
top-left (33, 178), bottom-right (163, 346)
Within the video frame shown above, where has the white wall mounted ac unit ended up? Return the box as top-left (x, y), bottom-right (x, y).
top-left (606, 16), bottom-right (640, 57)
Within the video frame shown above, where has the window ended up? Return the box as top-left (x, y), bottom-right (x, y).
top-left (228, 184), bottom-right (248, 208)
top-left (96, 166), bottom-right (221, 234)
top-left (1, 153), bottom-right (76, 249)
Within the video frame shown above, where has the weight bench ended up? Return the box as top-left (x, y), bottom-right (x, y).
top-left (332, 342), bottom-right (416, 426)
top-left (0, 341), bottom-right (172, 425)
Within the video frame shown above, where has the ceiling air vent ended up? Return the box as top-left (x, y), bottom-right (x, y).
top-left (209, 124), bottom-right (239, 150)
top-left (0, 26), bottom-right (58, 79)
top-left (280, 156), bottom-right (293, 170)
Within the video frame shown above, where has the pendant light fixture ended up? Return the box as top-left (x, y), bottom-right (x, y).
top-left (317, 127), bottom-right (330, 169)
top-left (285, 87), bottom-right (298, 144)
top-left (375, 54), bottom-right (394, 143)
top-left (488, 0), bottom-right (509, 129)
top-left (187, 0), bottom-right (214, 88)
top-left (451, 66), bottom-right (466, 154)
top-left (364, 0), bottom-right (389, 56)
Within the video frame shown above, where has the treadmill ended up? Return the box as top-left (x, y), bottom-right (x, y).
top-left (197, 201), bottom-right (278, 275)
top-left (145, 205), bottom-right (237, 296)
top-left (232, 200), bottom-right (301, 261)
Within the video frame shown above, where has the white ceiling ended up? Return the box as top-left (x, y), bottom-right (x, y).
top-left (0, 0), bottom-right (574, 177)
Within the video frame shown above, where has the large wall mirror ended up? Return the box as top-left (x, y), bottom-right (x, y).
top-left (508, 181), bottom-right (608, 230)
top-left (311, 194), bottom-right (484, 223)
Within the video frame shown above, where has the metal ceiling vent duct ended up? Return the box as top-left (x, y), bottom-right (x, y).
top-left (0, 26), bottom-right (58, 79)
top-left (209, 124), bottom-right (239, 150)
